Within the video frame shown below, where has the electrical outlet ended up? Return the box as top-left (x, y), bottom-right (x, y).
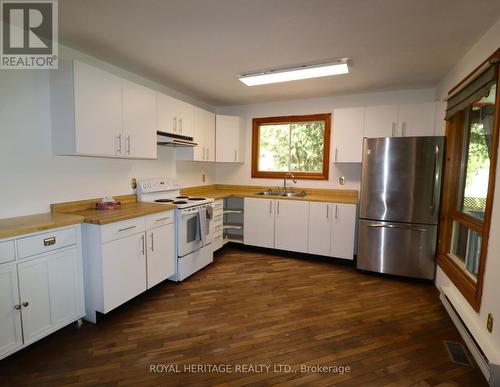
top-left (202, 174), bottom-right (206, 183)
top-left (131, 178), bottom-right (137, 189)
top-left (487, 313), bottom-right (494, 333)
top-left (339, 176), bottom-right (345, 185)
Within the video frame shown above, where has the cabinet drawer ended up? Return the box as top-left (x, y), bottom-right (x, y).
top-left (18, 228), bottom-right (77, 259)
top-left (145, 210), bottom-right (174, 230)
top-left (0, 240), bottom-right (15, 264)
top-left (101, 217), bottom-right (146, 243)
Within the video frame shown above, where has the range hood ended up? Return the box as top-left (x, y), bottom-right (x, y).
top-left (157, 131), bottom-right (197, 147)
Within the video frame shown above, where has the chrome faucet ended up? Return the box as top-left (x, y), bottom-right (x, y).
top-left (283, 172), bottom-right (297, 193)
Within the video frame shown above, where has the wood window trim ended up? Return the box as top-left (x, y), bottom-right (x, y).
top-left (438, 51), bottom-right (500, 312)
top-left (251, 113), bottom-right (331, 180)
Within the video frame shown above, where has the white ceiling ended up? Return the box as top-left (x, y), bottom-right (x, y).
top-left (59, 0), bottom-right (500, 106)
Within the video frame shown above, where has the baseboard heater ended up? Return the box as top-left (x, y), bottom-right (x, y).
top-left (440, 292), bottom-right (500, 386)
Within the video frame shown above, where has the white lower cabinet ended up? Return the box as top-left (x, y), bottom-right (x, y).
top-left (274, 200), bottom-right (309, 253)
top-left (308, 202), bottom-right (332, 256)
top-left (244, 198), bottom-right (275, 248)
top-left (0, 225), bottom-right (85, 360)
top-left (330, 204), bottom-right (357, 260)
top-left (0, 264), bottom-right (23, 357)
top-left (82, 211), bottom-right (175, 323)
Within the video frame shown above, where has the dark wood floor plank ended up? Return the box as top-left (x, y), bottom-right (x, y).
top-left (0, 246), bottom-right (487, 386)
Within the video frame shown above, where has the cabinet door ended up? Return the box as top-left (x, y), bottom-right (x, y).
top-left (332, 107), bottom-right (365, 162)
top-left (48, 248), bottom-right (85, 327)
top-left (244, 198), bottom-right (275, 248)
top-left (364, 105), bottom-right (399, 138)
top-left (177, 100), bottom-right (194, 138)
top-left (18, 258), bottom-right (52, 344)
top-left (308, 202), bottom-right (332, 256)
top-left (122, 80), bottom-right (157, 159)
top-left (73, 60), bottom-right (123, 157)
top-left (102, 233), bottom-right (147, 313)
top-left (0, 264), bottom-right (23, 357)
top-left (157, 93), bottom-right (178, 134)
top-left (193, 107), bottom-right (215, 161)
top-left (146, 224), bottom-right (175, 289)
top-left (275, 200), bottom-right (309, 253)
top-left (398, 102), bottom-right (436, 137)
top-left (330, 204), bottom-right (356, 260)
top-left (216, 115), bottom-right (240, 162)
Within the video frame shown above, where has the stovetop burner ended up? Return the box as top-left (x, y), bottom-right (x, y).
top-left (189, 197), bottom-right (207, 201)
top-left (173, 200), bottom-right (188, 204)
top-left (155, 199), bottom-right (174, 203)
top-left (176, 196), bottom-right (189, 199)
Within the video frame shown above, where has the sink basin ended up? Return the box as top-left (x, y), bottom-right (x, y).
top-left (255, 191), bottom-right (306, 198)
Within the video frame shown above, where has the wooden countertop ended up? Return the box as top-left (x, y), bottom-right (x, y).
top-left (0, 212), bottom-right (84, 240)
top-left (181, 184), bottom-right (358, 204)
top-left (51, 194), bottom-right (176, 225)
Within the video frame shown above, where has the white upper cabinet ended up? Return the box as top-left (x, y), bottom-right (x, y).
top-left (397, 102), bottom-right (436, 137)
top-left (332, 107), bottom-right (365, 163)
top-left (364, 105), bottom-right (399, 138)
top-left (157, 93), bottom-right (194, 138)
top-left (51, 60), bottom-right (159, 159)
top-left (193, 107), bottom-right (216, 162)
top-left (122, 80), bottom-right (157, 159)
top-left (216, 115), bottom-right (245, 163)
top-left (274, 200), bottom-right (309, 253)
top-left (308, 202), bottom-right (332, 256)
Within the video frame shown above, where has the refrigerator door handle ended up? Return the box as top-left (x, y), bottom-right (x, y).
top-left (367, 223), bottom-right (428, 233)
top-left (430, 144), bottom-right (439, 216)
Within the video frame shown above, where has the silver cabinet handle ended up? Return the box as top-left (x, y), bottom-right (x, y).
top-left (326, 204), bottom-right (329, 219)
top-left (118, 225), bottom-right (137, 232)
top-left (141, 235), bottom-right (145, 255)
top-left (269, 200), bottom-right (272, 214)
top-left (22, 302), bottom-right (29, 307)
top-left (126, 135), bottom-right (131, 155)
top-left (116, 134), bottom-right (122, 155)
top-left (335, 148), bottom-right (338, 162)
top-left (14, 304), bottom-right (21, 310)
top-left (402, 121), bottom-right (406, 136)
top-left (277, 201), bottom-right (280, 215)
top-left (150, 232), bottom-right (154, 252)
top-left (430, 144), bottom-right (439, 216)
top-left (392, 122), bottom-right (396, 137)
top-left (179, 117), bottom-right (183, 133)
top-left (43, 237), bottom-right (56, 246)
top-left (335, 204), bottom-right (338, 220)
top-left (156, 216), bottom-right (170, 222)
top-left (173, 117), bottom-right (177, 132)
top-left (367, 223), bottom-right (427, 233)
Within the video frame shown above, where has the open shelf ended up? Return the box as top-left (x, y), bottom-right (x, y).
top-left (223, 209), bottom-right (244, 214)
top-left (224, 233), bottom-right (243, 243)
top-left (223, 223), bottom-right (243, 230)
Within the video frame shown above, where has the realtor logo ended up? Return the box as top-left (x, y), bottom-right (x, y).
top-left (1, 0), bottom-right (58, 69)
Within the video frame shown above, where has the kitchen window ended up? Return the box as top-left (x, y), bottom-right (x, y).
top-left (437, 51), bottom-right (500, 311)
top-left (251, 113), bottom-right (331, 180)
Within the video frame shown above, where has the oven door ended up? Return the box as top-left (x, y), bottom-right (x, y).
top-left (178, 211), bottom-right (202, 257)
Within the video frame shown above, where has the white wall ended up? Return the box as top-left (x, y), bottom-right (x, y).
top-left (0, 46), bottom-right (216, 219)
top-left (434, 17), bottom-right (500, 364)
top-left (216, 88), bottom-right (437, 190)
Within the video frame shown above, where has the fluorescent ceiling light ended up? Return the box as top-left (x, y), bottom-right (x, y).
top-left (239, 59), bottom-right (349, 86)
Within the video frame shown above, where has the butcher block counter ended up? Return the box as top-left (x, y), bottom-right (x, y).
top-left (51, 194), bottom-right (176, 225)
top-left (180, 184), bottom-right (358, 204)
top-left (0, 212), bottom-right (84, 239)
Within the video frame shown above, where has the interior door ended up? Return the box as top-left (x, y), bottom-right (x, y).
top-left (0, 264), bottom-right (23, 357)
top-left (122, 80), bottom-right (157, 159)
top-left (18, 257), bottom-right (53, 345)
top-left (274, 200), bottom-right (309, 253)
top-left (146, 224), bottom-right (175, 288)
top-left (74, 60), bottom-right (123, 157)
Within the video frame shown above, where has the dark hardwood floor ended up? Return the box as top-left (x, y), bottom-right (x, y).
top-left (0, 246), bottom-right (487, 386)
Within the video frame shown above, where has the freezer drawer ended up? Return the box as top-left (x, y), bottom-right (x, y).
top-left (357, 219), bottom-right (437, 280)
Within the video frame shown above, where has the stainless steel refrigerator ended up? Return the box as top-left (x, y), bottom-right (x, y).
top-left (357, 136), bottom-right (445, 280)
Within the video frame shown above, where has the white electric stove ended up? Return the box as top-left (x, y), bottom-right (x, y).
top-left (137, 177), bottom-right (214, 281)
